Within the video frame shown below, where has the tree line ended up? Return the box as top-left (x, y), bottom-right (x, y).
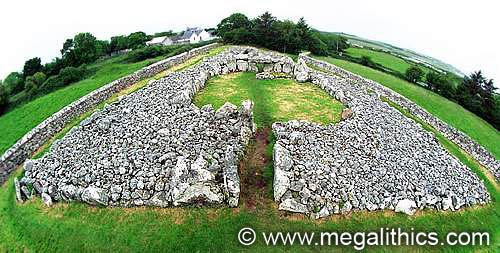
top-left (216, 12), bottom-right (349, 56)
top-left (0, 30), bottom-right (163, 114)
top-left (404, 66), bottom-right (499, 130)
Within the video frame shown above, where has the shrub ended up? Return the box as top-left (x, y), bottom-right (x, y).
top-left (58, 66), bottom-right (86, 85)
top-left (405, 66), bottom-right (424, 83)
top-left (38, 66), bottom-right (87, 95)
top-left (25, 72), bottom-right (47, 96)
top-left (126, 45), bottom-right (165, 63)
top-left (360, 56), bottom-right (376, 68)
top-left (126, 40), bottom-right (214, 63)
top-left (0, 84), bottom-right (8, 114)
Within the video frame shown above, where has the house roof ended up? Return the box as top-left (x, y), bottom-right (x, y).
top-left (148, 36), bottom-right (168, 44)
top-left (177, 27), bottom-right (205, 40)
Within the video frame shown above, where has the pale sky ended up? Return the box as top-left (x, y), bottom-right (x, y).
top-left (1, 0), bottom-right (499, 87)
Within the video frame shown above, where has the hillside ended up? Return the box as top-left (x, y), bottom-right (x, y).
top-left (335, 32), bottom-right (465, 76)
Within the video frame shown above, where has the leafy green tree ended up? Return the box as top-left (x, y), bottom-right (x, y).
top-left (456, 71), bottom-right (497, 124)
top-left (112, 36), bottom-right (130, 51)
top-left (61, 33), bottom-right (98, 66)
top-left (60, 39), bottom-right (74, 56)
top-left (154, 30), bottom-right (176, 38)
top-left (24, 72), bottom-right (46, 94)
top-left (317, 33), bottom-right (349, 54)
top-left (296, 17), bottom-right (312, 47)
top-left (217, 13), bottom-right (253, 43)
top-left (96, 40), bottom-right (111, 56)
top-left (43, 57), bottom-right (65, 77)
top-left (405, 66), bottom-right (424, 83)
top-left (254, 12), bottom-right (277, 48)
top-left (73, 33), bottom-right (98, 64)
top-left (0, 83), bottom-right (8, 114)
top-left (22, 57), bottom-right (43, 79)
top-left (3, 72), bottom-right (24, 95)
top-left (272, 20), bottom-right (301, 54)
top-left (360, 56), bottom-right (376, 68)
top-left (225, 27), bottom-right (253, 44)
top-left (425, 71), bottom-right (455, 99)
top-left (127, 32), bottom-right (148, 49)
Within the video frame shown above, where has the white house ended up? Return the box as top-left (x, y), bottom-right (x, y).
top-left (146, 27), bottom-right (215, 46)
top-left (146, 36), bottom-right (169, 46)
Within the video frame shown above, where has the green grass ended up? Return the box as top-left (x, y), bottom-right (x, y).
top-left (313, 56), bottom-right (500, 160)
top-left (193, 72), bottom-right (344, 126)
top-left (345, 47), bottom-right (431, 75)
top-left (1, 135), bottom-right (498, 252)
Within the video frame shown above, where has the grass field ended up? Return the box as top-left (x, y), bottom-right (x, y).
top-left (1, 70), bottom-right (499, 252)
top-left (313, 56), bottom-right (500, 160)
top-left (345, 47), bottom-right (431, 75)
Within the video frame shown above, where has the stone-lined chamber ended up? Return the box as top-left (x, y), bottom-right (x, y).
top-left (15, 47), bottom-right (299, 208)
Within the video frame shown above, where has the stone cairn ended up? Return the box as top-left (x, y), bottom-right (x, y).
top-left (13, 46), bottom-right (491, 219)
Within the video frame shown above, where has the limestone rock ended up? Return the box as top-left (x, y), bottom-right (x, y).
top-left (14, 177), bottom-right (23, 203)
top-left (279, 198), bottom-right (308, 213)
top-left (173, 183), bottom-right (224, 206)
top-left (341, 108), bottom-right (354, 120)
top-left (81, 187), bottom-right (109, 206)
top-left (395, 199), bottom-right (417, 215)
top-left (42, 193), bottom-right (53, 207)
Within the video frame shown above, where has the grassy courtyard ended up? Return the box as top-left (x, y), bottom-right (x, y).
top-left (193, 72), bottom-right (345, 126)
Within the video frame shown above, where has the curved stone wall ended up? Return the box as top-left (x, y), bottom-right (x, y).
top-left (0, 43), bottom-right (220, 185)
top-left (301, 55), bottom-right (500, 181)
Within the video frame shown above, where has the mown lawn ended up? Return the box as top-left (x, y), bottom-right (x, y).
top-left (0, 70), bottom-right (498, 252)
top-left (313, 56), bottom-right (500, 160)
top-left (345, 47), bottom-right (431, 75)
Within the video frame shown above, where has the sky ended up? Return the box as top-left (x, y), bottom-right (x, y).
top-left (1, 0), bottom-right (499, 87)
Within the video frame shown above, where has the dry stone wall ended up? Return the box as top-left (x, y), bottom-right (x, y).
top-left (0, 43), bottom-right (219, 185)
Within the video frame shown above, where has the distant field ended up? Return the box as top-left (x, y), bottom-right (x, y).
top-left (313, 56), bottom-right (500, 160)
top-left (337, 33), bottom-right (465, 76)
top-left (345, 47), bottom-right (431, 75)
